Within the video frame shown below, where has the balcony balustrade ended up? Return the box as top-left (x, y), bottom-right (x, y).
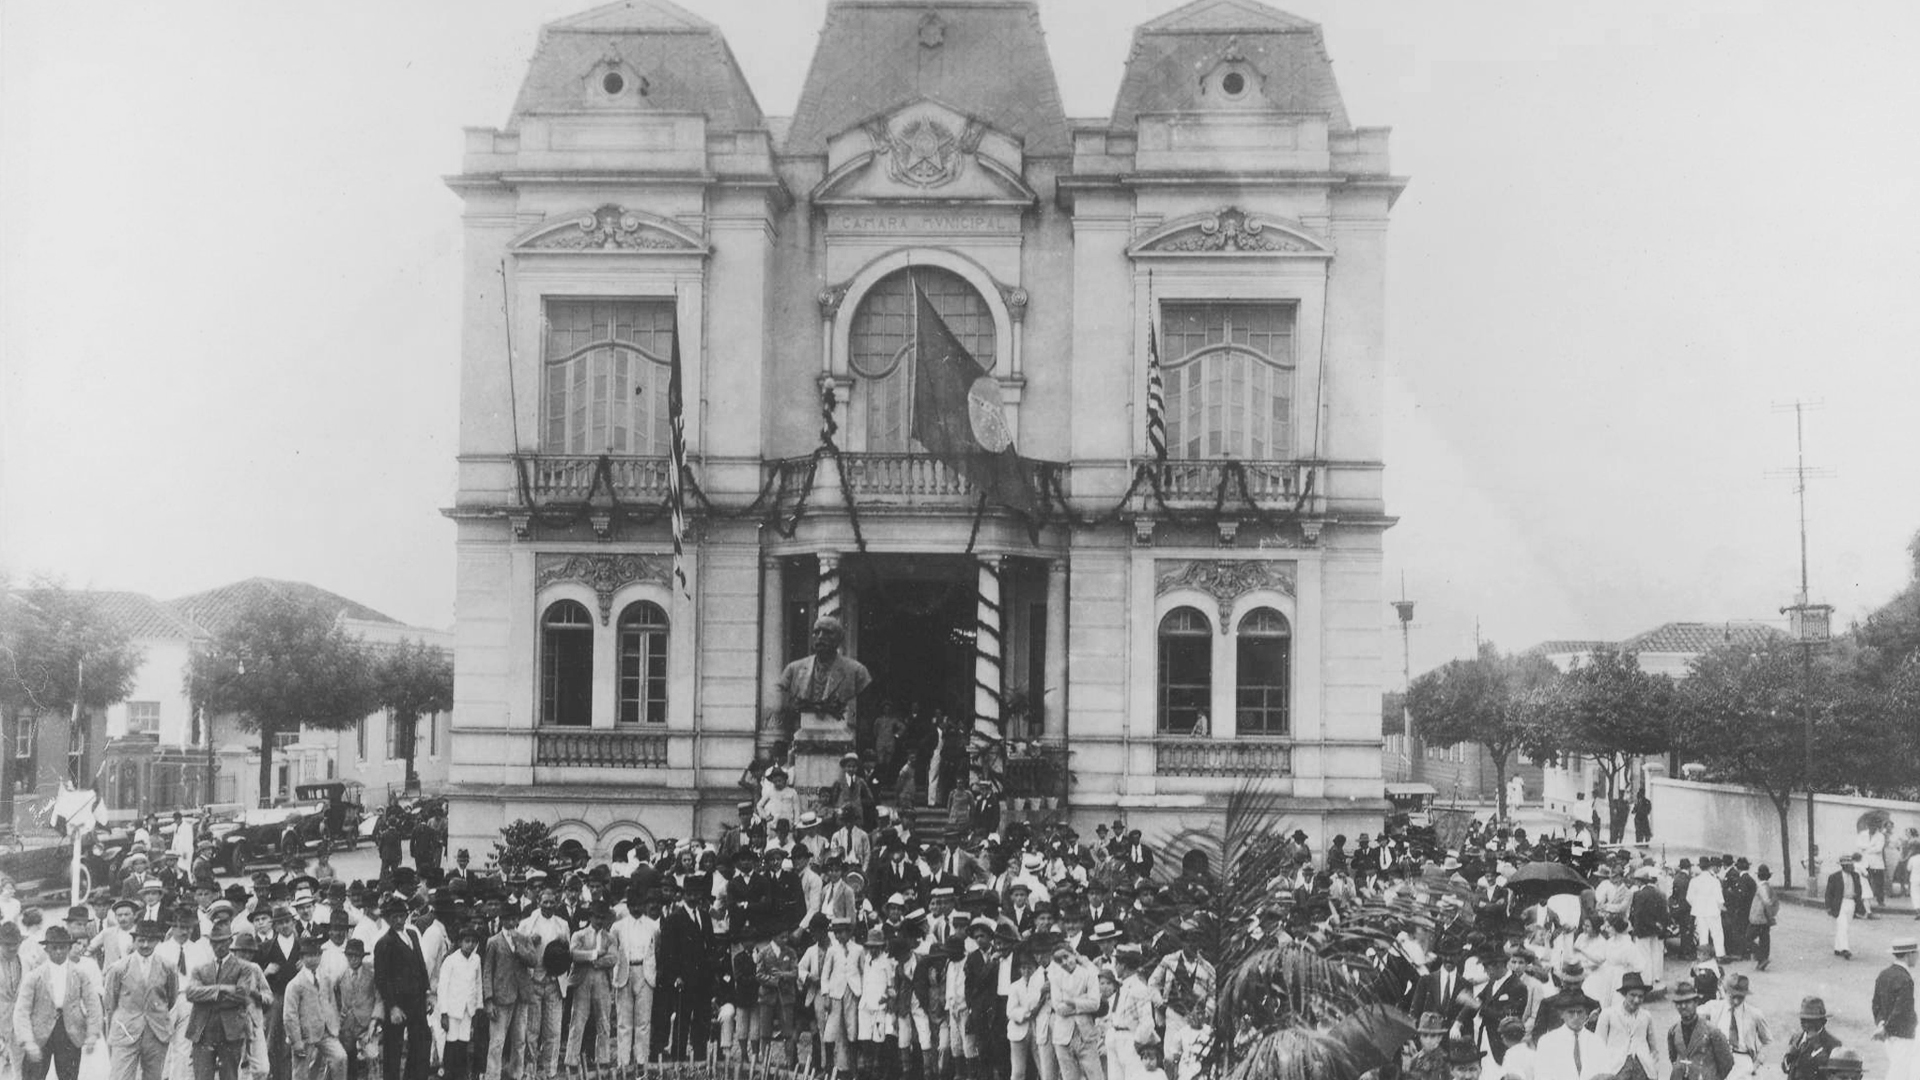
top-left (1137, 459), bottom-right (1316, 509)
top-left (522, 455), bottom-right (674, 502)
top-left (1154, 738), bottom-right (1293, 778)
top-left (1003, 743), bottom-right (1072, 802)
top-left (534, 727), bottom-right (669, 769)
top-left (769, 453), bottom-right (1066, 510)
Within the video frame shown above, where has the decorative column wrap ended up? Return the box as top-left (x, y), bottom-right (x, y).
top-left (975, 556), bottom-right (1003, 728)
top-left (817, 552), bottom-right (842, 623)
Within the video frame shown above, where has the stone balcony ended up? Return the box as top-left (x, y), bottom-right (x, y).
top-left (767, 452), bottom-right (1068, 512)
top-left (1153, 738), bottom-right (1294, 778)
top-left (1134, 458), bottom-right (1322, 513)
top-left (534, 727), bottom-right (670, 770)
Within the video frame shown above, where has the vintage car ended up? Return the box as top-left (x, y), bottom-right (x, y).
top-left (214, 801), bottom-right (327, 872)
top-left (292, 781), bottom-right (366, 849)
top-left (0, 826), bottom-right (139, 902)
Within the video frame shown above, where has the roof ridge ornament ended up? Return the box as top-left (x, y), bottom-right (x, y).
top-left (919, 10), bottom-right (946, 49)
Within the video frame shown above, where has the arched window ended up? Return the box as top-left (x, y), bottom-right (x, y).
top-left (1157, 606), bottom-right (1212, 735)
top-left (1236, 607), bottom-right (1292, 735)
top-left (617, 601), bottom-right (669, 725)
top-left (540, 600), bottom-right (594, 727)
top-left (849, 267), bottom-right (996, 451)
top-left (542, 298), bottom-right (677, 454)
top-left (1160, 302), bottom-right (1296, 459)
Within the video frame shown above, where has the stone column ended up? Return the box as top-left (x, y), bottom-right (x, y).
top-left (759, 556), bottom-right (785, 754)
top-left (1041, 558), bottom-right (1068, 741)
top-left (975, 556), bottom-right (1004, 729)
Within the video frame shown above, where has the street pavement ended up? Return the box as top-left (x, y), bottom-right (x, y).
top-left (1636, 888), bottom-right (1919, 1072)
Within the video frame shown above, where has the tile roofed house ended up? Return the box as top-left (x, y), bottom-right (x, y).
top-left (166, 577), bottom-right (401, 635)
top-left (785, 0), bottom-right (1071, 157)
top-left (24, 589), bottom-right (207, 642)
top-left (1618, 621), bottom-right (1785, 657)
top-left (1522, 639), bottom-right (1613, 659)
top-left (506, 0), bottom-right (765, 134)
top-left (1111, 0), bottom-right (1352, 132)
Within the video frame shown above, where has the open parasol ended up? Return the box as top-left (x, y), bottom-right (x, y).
top-left (1504, 860), bottom-right (1590, 899)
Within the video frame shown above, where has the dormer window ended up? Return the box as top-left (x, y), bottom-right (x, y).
top-left (586, 53), bottom-right (645, 104)
top-left (1200, 44), bottom-right (1264, 108)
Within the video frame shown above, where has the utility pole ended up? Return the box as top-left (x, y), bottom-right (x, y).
top-left (1770, 400), bottom-right (1833, 894)
top-left (1392, 577), bottom-right (1416, 740)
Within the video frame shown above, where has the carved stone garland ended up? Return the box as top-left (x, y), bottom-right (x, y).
top-left (1146, 207), bottom-right (1309, 253)
top-left (1155, 559), bottom-right (1296, 632)
top-left (529, 206), bottom-right (693, 252)
top-left (536, 553), bottom-right (672, 624)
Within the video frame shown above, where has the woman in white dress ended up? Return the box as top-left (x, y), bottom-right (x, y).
top-left (1574, 914), bottom-right (1640, 1013)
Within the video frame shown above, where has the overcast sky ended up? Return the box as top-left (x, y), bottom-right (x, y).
top-left (3, 0), bottom-right (1916, 681)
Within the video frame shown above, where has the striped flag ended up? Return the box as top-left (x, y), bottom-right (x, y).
top-left (1145, 309), bottom-right (1169, 461)
top-left (667, 325), bottom-right (689, 595)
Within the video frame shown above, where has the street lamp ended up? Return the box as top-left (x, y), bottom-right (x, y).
top-left (1783, 599), bottom-right (1831, 895)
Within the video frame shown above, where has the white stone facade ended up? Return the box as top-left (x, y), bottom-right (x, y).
top-left (444, 0), bottom-right (1403, 857)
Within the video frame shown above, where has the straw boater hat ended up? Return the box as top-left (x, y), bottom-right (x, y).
top-left (1893, 938), bottom-right (1919, 956)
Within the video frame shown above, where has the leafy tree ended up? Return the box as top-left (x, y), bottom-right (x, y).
top-left (1854, 528), bottom-right (1920, 688)
top-left (493, 818), bottom-right (557, 879)
top-left (186, 589), bottom-right (376, 807)
top-left (1552, 647), bottom-right (1674, 802)
top-left (371, 639), bottom-right (453, 794)
top-left (1673, 642), bottom-right (1878, 888)
top-left (0, 579), bottom-right (142, 823)
top-left (1405, 643), bottom-right (1558, 819)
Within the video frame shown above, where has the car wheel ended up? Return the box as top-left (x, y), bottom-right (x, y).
top-left (73, 864), bottom-right (92, 900)
top-left (230, 839), bottom-right (252, 873)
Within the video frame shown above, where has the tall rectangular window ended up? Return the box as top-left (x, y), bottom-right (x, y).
top-left (542, 298), bottom-right (677, 454)
top-left (128, 702), bottom-right (161, 736)
top-left (1159, 302), bottom-right (1296, 460)
top-left (355, 718), bottom-right (367, 761)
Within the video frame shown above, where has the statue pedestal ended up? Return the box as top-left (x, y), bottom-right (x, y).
top-left (793, 711), bottom-right (854, 807)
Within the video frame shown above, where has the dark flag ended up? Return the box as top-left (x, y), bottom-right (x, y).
top-left (910, 279), bottom-right (1037, 514)
top-left (667, 326), bottom-right (689, 595)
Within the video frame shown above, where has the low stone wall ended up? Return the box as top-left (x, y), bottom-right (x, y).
top-left (1647, 776), bottom-right (1920, 885)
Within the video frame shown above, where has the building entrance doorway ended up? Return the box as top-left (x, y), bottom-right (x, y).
top-left (848, 555), bottom-right (976, 760)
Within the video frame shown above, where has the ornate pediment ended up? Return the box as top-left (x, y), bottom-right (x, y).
top-left (1128, 207), bottom-right (1329, 258)
top-left (1155, 558), bottom-right (1295, 632)
top-left (513, 206), bottom-right (708, 254)
top-left (814, 100), bottom-right (1037, 208)
top-left (535, 553), bottom-right (672, 624)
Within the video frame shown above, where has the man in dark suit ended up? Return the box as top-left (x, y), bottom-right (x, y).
top-left (1477, 945), bottom-right (1541, 1067)
top-left (655, 877), bottom-right (714, 1060)
top-left (869, 841), bottom-right (924, 910)
top-left (255, 907), bottom-right (302, 1080)
top-left (372, 897), bottom-right (431, 1080)
top-left (1723, 858), bottom-right (1757, 960)
top-left (1874, 938), bottom-right (1918, 1077)
top-left (1827, 854), bottom-right (1869, 960)
top-left (1120, 831), bottom-right (1153, 882)
top-left (185, 923), bottom-right (267, 1080)
top-left (1409, 943), bottom-right (1473, 1042)
top-left (1628, 865), bottom-right (1671, 992)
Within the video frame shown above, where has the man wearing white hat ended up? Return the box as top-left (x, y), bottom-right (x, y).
top-left (1872, 937), bottom-right (1917, 1080)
